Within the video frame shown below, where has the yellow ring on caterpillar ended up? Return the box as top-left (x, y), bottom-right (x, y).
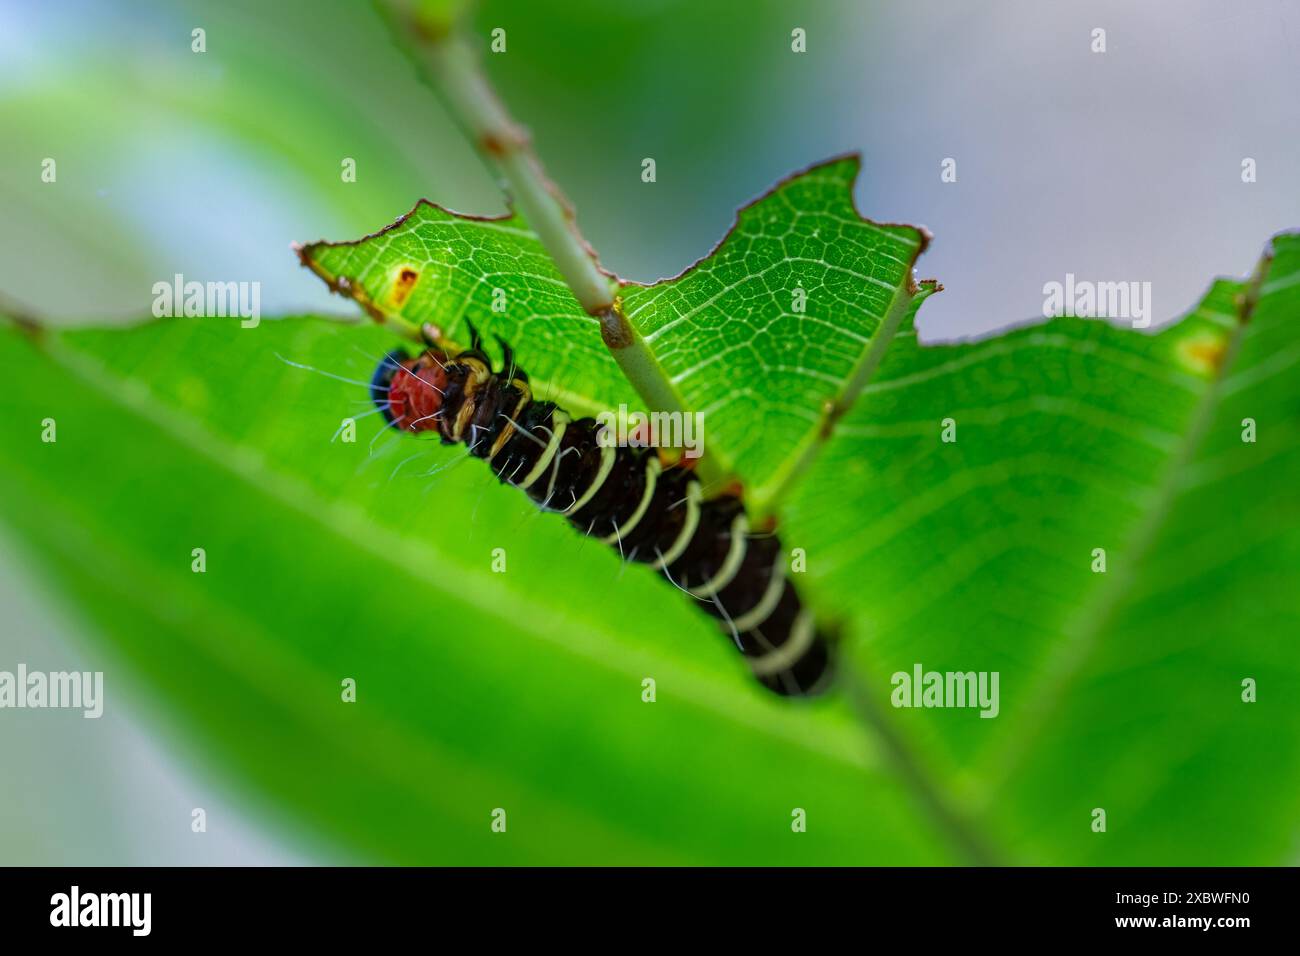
top-left (600, 457), bottom-right (662, 545)
top-left (688, 513), bottom-right (750, 598)
top-left (516, 411), bottom-right (569, 491)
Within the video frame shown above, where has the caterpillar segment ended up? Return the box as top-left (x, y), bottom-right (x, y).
top-left (372, 333), bottom-right (834, 697)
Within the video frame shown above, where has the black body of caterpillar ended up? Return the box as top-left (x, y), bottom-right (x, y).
top-left (372, 327), bottom-right (833, 697)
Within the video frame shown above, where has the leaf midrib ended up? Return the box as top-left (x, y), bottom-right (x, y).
top-left (751, 279), bottom-right (925, 516)
top-left (973, 273), bottom-right (1262, 801)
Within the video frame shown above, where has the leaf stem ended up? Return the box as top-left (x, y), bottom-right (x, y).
top-left (751, 280), bottom-right (934, 517)
top-left (837, 659), bottom-right (1004, 866)
top-left (421, 34), bottom-right (616, 315)
top-left (385, 11), bottom-right (730, 485)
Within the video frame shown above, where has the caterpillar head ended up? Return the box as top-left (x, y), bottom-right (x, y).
top-left (373, 349), bottom-right (451, 433)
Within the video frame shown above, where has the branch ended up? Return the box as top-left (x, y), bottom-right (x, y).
top-left (379, 0), bottom-right (731, 488)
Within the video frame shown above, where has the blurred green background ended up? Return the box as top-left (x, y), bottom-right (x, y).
top-left (1, 0), bottom-right (1297, 864)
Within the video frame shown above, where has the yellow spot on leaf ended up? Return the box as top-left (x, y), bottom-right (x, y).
top-left (389, 266), bottom-right (420, 308)
top-left (1176, 330), bottom-right (1228, 377)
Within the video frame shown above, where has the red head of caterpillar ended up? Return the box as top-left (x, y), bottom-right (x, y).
top-left (374, 348), bottom-right (452, 434)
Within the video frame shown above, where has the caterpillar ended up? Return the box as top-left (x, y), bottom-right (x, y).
top-left (371, 323), bottom-right (834, 697)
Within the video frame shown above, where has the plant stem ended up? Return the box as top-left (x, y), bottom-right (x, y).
top-left (422, 34), bottom-right (615, 316)
top-left (837, 659), bottom-right (1004, 866)
top-left (387, 12), bottom-right (730, 486)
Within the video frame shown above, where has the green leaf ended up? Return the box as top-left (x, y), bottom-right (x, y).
top-left (4, 150), bottom-right (1297, 863)
top-left (617, 158), bottom-right (932, 505)
top-left (0, 313), bottom-right (948, 865)
top-left (786, 233), bottom-right (1300, 864)
top-left (298, 155), bottom-right (931, 503)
